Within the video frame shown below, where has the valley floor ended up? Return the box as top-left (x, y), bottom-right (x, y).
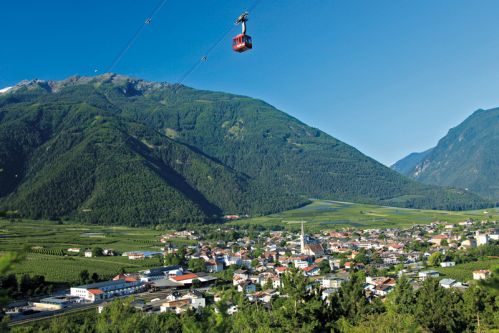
top-left (231, 200), bottom-right (499, 231)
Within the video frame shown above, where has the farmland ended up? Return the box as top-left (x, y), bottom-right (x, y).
top-left (232, 200), bottom-right (499, 231)
top-left (436, 258), bottom-right (499, 282)
top-left (1, 200), bottom-right (498, 282)
top-left (0, 219), bottom-right (195, 283)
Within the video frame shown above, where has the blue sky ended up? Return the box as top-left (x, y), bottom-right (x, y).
top-left (2, 0), bottom-right (499, 165)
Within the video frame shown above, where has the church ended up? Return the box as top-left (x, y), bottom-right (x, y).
top-left (300, 222), bottom-right (325, 256)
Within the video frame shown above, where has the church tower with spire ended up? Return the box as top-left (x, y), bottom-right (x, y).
top-left (300, 221), bottom-right (305, 254)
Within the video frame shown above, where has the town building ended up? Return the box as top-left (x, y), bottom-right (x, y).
top-left (70, 278), bottom-right (143, 302)
top-left (473, 270), bottom-right (492, 280)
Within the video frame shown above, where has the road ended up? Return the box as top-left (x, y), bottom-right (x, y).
top-left (7, 288), bottom-right (176, 327)
top-left (7, 283), bottom-right (219, 328)
top-left (8, 302), bottom-right (99, 327)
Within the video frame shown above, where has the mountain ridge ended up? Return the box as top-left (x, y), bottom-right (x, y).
top-left (391, 148), bottom-right (433, 175)
top-left (392, 107), bottom-right (499, 200)
top-left (0, 74), bottom-right (490, 225)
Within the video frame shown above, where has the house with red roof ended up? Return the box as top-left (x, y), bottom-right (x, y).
top-left (169, 273), bottom-right (199, 285)
top-left (302, 265), bottom-right (320, 276)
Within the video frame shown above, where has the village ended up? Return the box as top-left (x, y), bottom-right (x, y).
top-left (7, 218), bottom-right (498, 323)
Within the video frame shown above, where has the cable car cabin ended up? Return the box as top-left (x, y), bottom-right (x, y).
top-left (232, 34), bottom-right (252, 52)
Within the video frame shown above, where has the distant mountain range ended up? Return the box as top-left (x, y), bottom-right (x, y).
top-left (392, 149), bottom-right (433, 175)
top-left (0, 74), bottom-right (489, 225)
top-left (392, 107), bottom-right (499, 201)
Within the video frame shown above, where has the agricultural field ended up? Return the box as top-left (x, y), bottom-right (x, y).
top-left (232, 200), bottom-right (499, 231)
top-left (436, 258), bottom-right (499, 282)
top-left (0, 219), bottom-right (196, 283)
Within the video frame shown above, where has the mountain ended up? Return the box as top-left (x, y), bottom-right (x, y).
top-left (392, 107), bottom-right (499, 200)
top-left (391, 148), bottom-right (433, 175)
top-left (0, 74), bottom-right (490, 225)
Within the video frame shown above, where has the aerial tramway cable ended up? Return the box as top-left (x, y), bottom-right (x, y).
top-left (107, 0), bottom-right (170, 73)
top-left (58, 0), bottom-right (265, 222)
top-left (104, 0), bottom-right (264, 88)
top-left (173, 0), bottom-right (264, 89)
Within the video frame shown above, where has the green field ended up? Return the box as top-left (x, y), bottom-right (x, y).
top-left (435, 258), bottom-right (499, 282)
top-left (2, 201), bottom-right (498, 282)
top-left (0, 220), bottom-right (196, 283)
top-left (232, 200), bottom-right (499, 231)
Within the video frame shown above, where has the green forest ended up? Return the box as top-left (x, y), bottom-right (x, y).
top-left (0, 75), bottom-right (492, 226)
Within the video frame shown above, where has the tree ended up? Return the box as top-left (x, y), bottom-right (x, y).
top-left (92, 247), bottom-right (103, 257)
top-left (164, 253), bottom-right (183, 266)
top-left (188, 259), bottom-right (206, 273)
top-left (263, 278), bottom-right (273, 290)
top-left (427, 252), bottom-right (443, 267)
top-left (354, 250), bottom-right (369, 265)
top-left (462, 284), bottom-right (498, 332)
top-left (336, 272), bottom-right (373, 324)
top-left (79, 270), bottom-right (90, 284)
top-left (387, 275), bottom-right (414, 314)
top-left (0, 274), bottom-right (18, 294)
top-left (413, 278), bottom-right (463, 332)
top-left (318, 259), bottom-right (331, 274)
top-left (19, 274), bottom-right (32, 295)
top-left (250, 259), bottom-right (259, 268)
top-left (191, 279), bottom-right (201, 289)
top-left (281, 268), bottom-right (310, 315)
top-left (0, 252), bottom-right (23, 275)
top-left (91, 272), bottom-right (100, 283)
top-left (0, 252), bottom-right (24, 311)
top-left (337, 312), bottom-right (428, 333)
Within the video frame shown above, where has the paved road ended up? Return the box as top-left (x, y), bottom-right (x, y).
top-left (8, 302), bottom-right (99, 327)
top-left (7, 285), bottom-right (217, 327)
top-left (7, 289), bottom-right (162, 327)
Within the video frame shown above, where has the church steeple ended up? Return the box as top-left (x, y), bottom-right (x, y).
top-left (300, 221), bottom-right (305, 254)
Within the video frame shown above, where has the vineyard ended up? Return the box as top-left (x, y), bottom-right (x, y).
top-left (28, 248), bottom-right (66, 256)
top-left (0, 219), bottom-right (190, 283)
top-left (436, 258), bottom-right (499, 282)
top-left (11, 254), bottom-right (162, 283)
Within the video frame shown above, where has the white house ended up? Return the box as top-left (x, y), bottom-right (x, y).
top-left (440, 261), bottom-right (456, 268)
top-left (322, 276), bottom-right (345, 289)
top-left (418, 270), bottom-right (440, 280)
top-left (160, 292), bottom-right (205, 314)
top-left (374, 285), bottom-right (393, 297)
top-left (294, 260), bottom-right (309, 269)
top-left (224, 255), bottom-right (242, 266)
top-left (476, 233), bottom-right (489, 246)
top-left (439, 278), bottom-right (456, 289)
top-left (473, 270), bottom-right (492, 280)
top-left (206, 261), bottom-right (223, 273)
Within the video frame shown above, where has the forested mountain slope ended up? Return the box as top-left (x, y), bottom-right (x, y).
top-left (392, 107), bottom-right (499, 200)
top-left (0, 75), bottom-right (489, 225)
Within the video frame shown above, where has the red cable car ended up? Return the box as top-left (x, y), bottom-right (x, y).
top-left (232, 12), bottom-right (252, 53)
top-left (232, 34), bottom-right (252, 52)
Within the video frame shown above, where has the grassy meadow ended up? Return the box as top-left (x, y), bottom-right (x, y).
top-left (232, 200), bottom-right (499, 231)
